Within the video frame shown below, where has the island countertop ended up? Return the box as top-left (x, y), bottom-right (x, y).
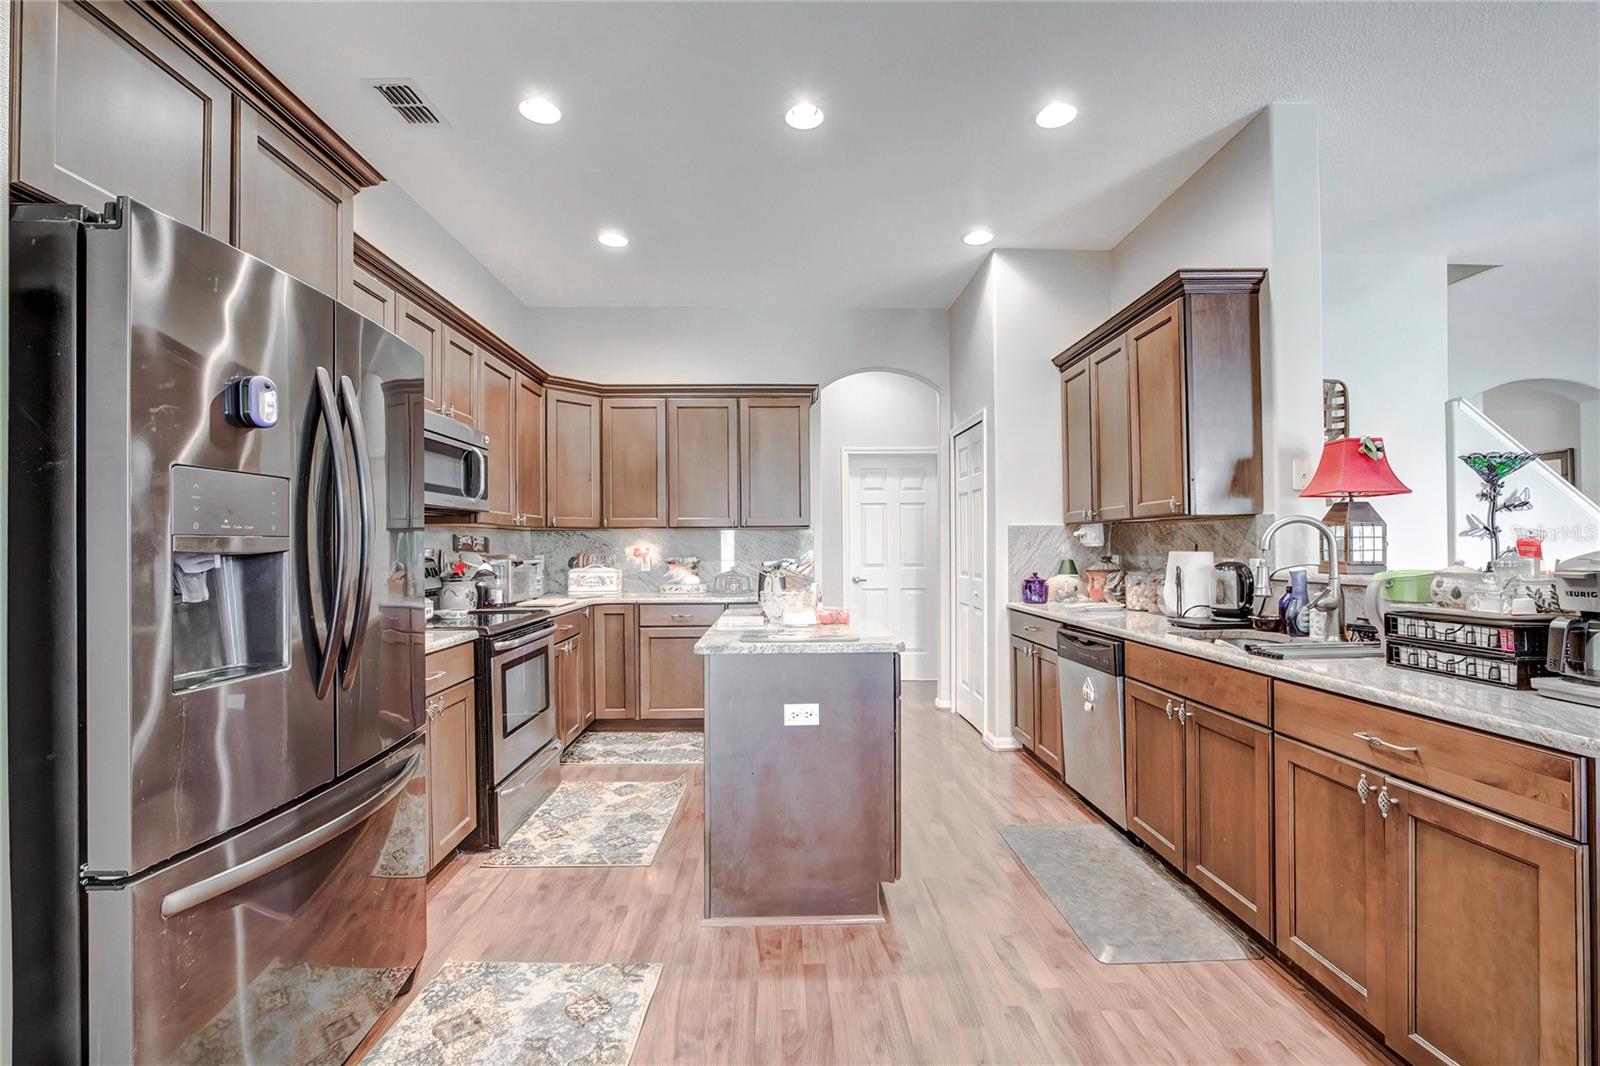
top-left (1008, 600), bottom-right (1600, 757)
top-left (694, 609), bottom-right (904, 655)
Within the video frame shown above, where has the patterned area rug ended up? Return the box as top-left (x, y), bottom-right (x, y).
top-left (561, 730), bottom-right (704, 765)
top-left (362, 960), bottom-right (660, 1065)
top-left (482, 778), bottom-right (686, 867)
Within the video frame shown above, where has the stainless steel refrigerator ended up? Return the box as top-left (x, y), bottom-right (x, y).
top-left (8, 198), bottom-right (427, 1063)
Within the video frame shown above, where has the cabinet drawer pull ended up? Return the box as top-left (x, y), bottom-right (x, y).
top-left (1023, 625), bottom-right (1041, 632)
top-left (1377, 786), bottom-right (1401, 819)
top-left (425, 669), bottom-right (448, 682)
top-left (1164, 698), bottom-right (1175, 720)
top-left (1354, 731), bottom-right (1419, 755)
top-left (1176, 702), bottom-right (1188, 726)
top-left (1356, 773), bottom-right (1372, 805)
top-left (670, 613), bottom-right (694, 621)
top-left (1166, 496), bottom-right (1180, 512)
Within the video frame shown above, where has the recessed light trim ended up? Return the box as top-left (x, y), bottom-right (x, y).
top-left (518, 96), bottom-right (562, 125)
top-left (597, 229), bottom-right (629, 249)
top-left (962, 228), bottom-right (994, 246)
top-left (785, 102), bottom-right (825, 130)
top-left (1035, 101), bottom-right (1078, 129)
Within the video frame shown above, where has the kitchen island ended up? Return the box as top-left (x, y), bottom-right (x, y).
top-left (696, 611), bottom-right (903, 924)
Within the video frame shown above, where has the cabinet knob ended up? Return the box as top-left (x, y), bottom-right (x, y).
top-left (1164, 697), bottom-right (1175, 720)
top-left (1176, 702), bottom-right (1188, 725)
top-left (1357, 773), bottom-right (1372, 805)
top-left (1167, 496), bottom-right (1180, 513)
top-left (1377, 786), bottom-right (1400, 819)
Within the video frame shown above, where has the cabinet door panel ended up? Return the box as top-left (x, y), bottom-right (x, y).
top-left (396, 297), bottom-right (444, 413)
top-left (739, 397), bottom-right (810, 526)
top-left (351, 263), bottom-right (396, 331)
top-left (1061, 360), bottom-right (1093, 523)
top-left (1009, 636), bottom-right (1036, 752)
top-left (546, 388), bottom-right (603, 527)
top-left (15, 0), bottom-right (231, 235)
top-left (476, 352), bottom-right (517, 525)
top-left (592, 605), bottom-right (638, 720)
top-left (602, 397), bottom-right (668, 527)
top-left (1383, 780), bottom-right (1586, 1066)
top-left (1184, 702), bottom-right (1271, 936)
top-left (1124, 681), bottom-right (1184, 868)
top-left (440, 328), bottom-right (479, 427)
top-left (638, 627), bottom-right (708, 720)
top-left (1089, 338), bottom-right (1132, 522)
top-left (1128, 298), bottom-right (1187, 517)
top-left (668, 398), bottom-right (739, 527)
top-left (427, 680), bottom-right (477, 868)
top-left (515, 375), bottom-right (546, 527)
top-left (234, 105), bottom-right (353, 300)
top-left (1274, 736), bottom-right (1386, 1028)
top-left (1032, 647), bottom-right (1064, 775)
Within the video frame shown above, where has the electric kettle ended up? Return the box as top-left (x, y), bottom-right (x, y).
top-left (1212, 561), bottom-right (1255, 621)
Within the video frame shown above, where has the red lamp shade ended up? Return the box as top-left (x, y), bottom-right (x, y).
top-left (1300, 436), bottom-right (1411, 499)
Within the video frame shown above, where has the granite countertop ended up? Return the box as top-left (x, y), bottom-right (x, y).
top-left (426, 593), bottom-right (759, 651)
top-left (425, 628), bottom-right (477, 655)
top-left (1008, 600), bottom-right (1600, 757)
top-left (695, 608), bottom-right (904, 655)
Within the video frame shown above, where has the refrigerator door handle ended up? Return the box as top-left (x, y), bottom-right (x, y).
top-left (158, 752), bottom-right (420, 919)
top-left (304, 367), bottom-right (352, 699)
top-left (336, 374), bottom-right (375, 690)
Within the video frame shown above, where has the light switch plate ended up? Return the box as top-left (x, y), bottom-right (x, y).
top-left (1291, 458), bottom-right (1312, 491)
top-left (783, 703), bottom-right (820, 726)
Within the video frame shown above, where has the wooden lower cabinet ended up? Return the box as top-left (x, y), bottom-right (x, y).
top-left (1009, 636), bottom-right (1037, 752)
top-left (1380, 779), bottom-right (1587, 1066)
top-left (1183, 702), bottom-right (1272, 936)
top-left (1274, 736), bottom-right (1388, 1027)
top-left (425, 678), bottom-right (477, 869)
top-left (1124, 681), bottom-right (1187, 869)
top-left (639, 625), bottom-right (711, 720)
top-left (592, 604), bottom-right (639, 720)
top-left (1032, 647), bottom-right (1064, 776)
top-left (555, 613), bottom-right (593, 747)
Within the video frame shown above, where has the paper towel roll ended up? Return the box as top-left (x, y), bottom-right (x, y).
top-left (1162, 551), bottom-right (1215, 619)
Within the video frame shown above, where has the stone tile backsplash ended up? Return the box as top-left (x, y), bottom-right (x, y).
top-left (425, 526), bottom-right (812, 595)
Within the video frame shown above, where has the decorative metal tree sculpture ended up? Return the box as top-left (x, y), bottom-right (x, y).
top-left (1458, 451), bottom-right (1536, 564)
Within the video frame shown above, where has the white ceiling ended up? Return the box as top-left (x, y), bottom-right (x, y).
top-left (214, 2), bottom-right (1598, 309)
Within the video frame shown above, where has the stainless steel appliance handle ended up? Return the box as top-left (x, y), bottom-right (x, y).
top-left (337, 374), bottom-right (375, 690)
top-left (493, 628), bottom-right (554, 654)
top-left (305, 367), bottom-right (351, 699)
top-left (464, 446), bottom-right (489, 501)
top-left (158, 752), bottom-right (419, 919)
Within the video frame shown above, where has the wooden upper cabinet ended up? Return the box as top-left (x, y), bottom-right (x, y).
top-left (351, 263), bottom-right (396, 331)
top-left (476, 351), bottom-right (518, 526)
top-left (396, 297), bottom-right (445, 414)
top-left (1061, 359), bottom-right (1093, 524)
top-left (13, 0), bottom-right (232, 236)
top-left (1381, 780), bottom-right (1587, 1066)
top-left (1055, 270), bottom-right (1264, 519)
top-left (1182, 701), bottom-right (1272, 937)
top-left (514, 375), bottom-right (546, 527)
top-left (440, 327), bottom-right (479, 427)
top-left (1124, 681), bottom-right (1185, 869)
top-left (667, 398), bottom-right (739, 528)
top-left (1089, 337), bottom-right (1132, 522)
top-left (546, 387), bottom-right (603, 527)
top-left (233, 104), bottom-right (354, 300)
top-left (1127, 299), bottom-right (1188, 517)
top-left (1274, 736), bottom-right (1388, 1029)
top-left (739, 396), bottom-right (811, 527)
top-left (602, 398), bottom-right (668, 528)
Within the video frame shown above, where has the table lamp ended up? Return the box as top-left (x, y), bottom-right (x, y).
top-left (1301, 436), bottom-right (1411, 574)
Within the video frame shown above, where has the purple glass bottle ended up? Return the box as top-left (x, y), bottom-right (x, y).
top-left (1022, 571), bottom-right (1048, 604)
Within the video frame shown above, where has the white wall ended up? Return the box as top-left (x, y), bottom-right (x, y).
top-left (354, 182), bottom-right (531, 350)
top-left (1323, 253), bottom-right (1451, 567)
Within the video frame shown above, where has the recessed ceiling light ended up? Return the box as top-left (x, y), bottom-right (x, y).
top-left (1035, 101), bottom-right (1078, 129)
top-left (962, 228), bottom-right (994, 246)
top-left (518, 96), bottom-right (561, 125)
top-left (597, 229), bottom-right (629, 249)
top-left (785, 102), bottom-right (825, 130)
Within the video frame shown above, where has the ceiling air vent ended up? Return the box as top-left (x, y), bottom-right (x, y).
top-left (364, 79), bottom-right (445, 126)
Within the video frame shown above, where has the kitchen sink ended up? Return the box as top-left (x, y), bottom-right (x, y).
top-left (1212, 633), bottom-right (1382, 660)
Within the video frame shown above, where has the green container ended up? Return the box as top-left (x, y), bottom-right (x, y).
top-left (1373, 569), bottom-right (1434, 603)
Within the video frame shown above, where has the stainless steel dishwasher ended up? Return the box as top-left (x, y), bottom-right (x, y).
top-left (1056, 626), bottom-right (1127, 829)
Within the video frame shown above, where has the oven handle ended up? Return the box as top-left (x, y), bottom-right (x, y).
top-left (159, 752), bottom-right (420, 919)
top-left (492, 627), bottom-right (555, 654)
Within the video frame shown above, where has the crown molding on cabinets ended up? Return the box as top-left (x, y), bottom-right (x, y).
top-left (1053, 269), bottom-right (1265, 369)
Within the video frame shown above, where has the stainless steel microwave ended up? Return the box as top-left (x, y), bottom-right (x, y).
top-left (423, 409), bottom-right (489, 512)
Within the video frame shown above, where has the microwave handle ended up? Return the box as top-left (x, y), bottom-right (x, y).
top-left (464, 446), bottom-right (489, 501)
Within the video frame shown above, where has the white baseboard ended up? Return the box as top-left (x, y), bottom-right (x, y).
top-left (983, 732), bottom-right (1023, 752)
top-left (933, 697), bottom-right (951, 711)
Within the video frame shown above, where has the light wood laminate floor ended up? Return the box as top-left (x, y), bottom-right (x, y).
top-left (355, 686), bottom-right (1389, 1064)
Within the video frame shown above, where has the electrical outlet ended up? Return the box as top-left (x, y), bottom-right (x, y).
top-left (783, 703), bottom-right (820, 727)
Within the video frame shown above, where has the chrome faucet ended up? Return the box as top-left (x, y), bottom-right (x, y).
top-left (1260, 515), bottom-right (1344, 641)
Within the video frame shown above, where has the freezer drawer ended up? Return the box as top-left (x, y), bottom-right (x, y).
top-left (86, 735), bottom-right (427, 1064)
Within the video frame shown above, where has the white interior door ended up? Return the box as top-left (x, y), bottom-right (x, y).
top-left (952, 424), bottom-right (985, 729)
top-left (846, 452), bottom-right (938, 680)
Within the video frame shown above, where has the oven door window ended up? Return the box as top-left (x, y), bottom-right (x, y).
top-left (500, 644), bottom-right (551, 737)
